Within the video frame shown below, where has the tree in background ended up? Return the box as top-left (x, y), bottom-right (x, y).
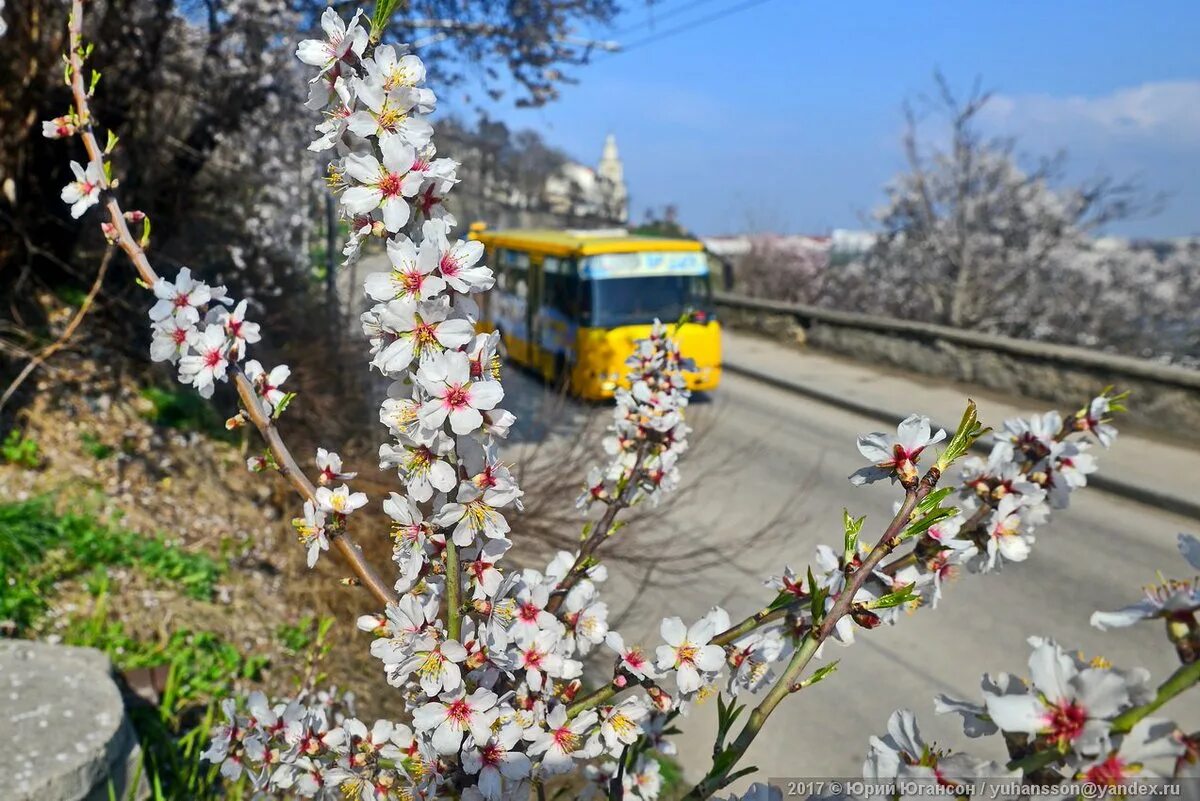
top-left (813, 72), bottom-right (1200, 364)
top-left (362, 0), bottom-right (619, 108)
top-left (733, 235), bottom-right (829, 304)
top-left (632, 204), bottom-right (691, 238)
top-left (0, 0), bottom-right (623, 408)
top-left (826, 73), bottom-right (1145, 328)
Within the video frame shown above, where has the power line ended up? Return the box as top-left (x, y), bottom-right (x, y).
top-left (609, 0), bottom-right (728, 37)
top-left (611, 0), bottom-right (778, 54)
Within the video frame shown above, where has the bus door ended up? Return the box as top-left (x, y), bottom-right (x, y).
top-left (493, 248), bottom-right (531, 364)
top-left (538, 256), bottom-right (581, 382)
top-left (526, 253), bottom-right (549, 376)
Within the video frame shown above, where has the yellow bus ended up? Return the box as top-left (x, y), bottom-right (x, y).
top-left (469, 227), bottom-right (722, 400)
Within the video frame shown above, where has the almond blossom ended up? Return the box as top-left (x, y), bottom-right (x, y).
top-left (244, 360), bottom-right (290, 413)
top-left (525, 706), bottom-right (599, 775)
top-left (416, 350), bottom-right (504, 435)
top-left (850, 413), bottom-right (946, 486)
top-left (421, 220), bottom-right (494, 294)
top-left (149, 267), bottom-right (214, 325)
top-left (315, 484), bottom-right (368, 517)
top-left (295, 7), bottom-right (367, 75)
top-left (461, 723), bottom-right (531, 801)
top-left (363, 297), bottom-right (474, 374)
top-left (983, 637), bottom-right (1128, 756)
top-left (177, 324), bottom-right (230, 398)
top-left (341, 135), bottom-right (419, 232)
top-left (316, 448), bottom-right (357, 485)
top-left (655, 616), bottom-right (725, 694)
top-left (365, 234), bottom-right (447, 302)
top-left (413, 687), bottom-right (498, 755)
top-left (60, 159), bottom-right (104, 218)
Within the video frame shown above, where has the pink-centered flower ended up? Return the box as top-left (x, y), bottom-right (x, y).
top-left (295, 7), bottom-right (367, 75)
top-left (178, 324), bottom-right (230, 398)
top-left (43, 115), bottom-right (77, 139)
top-left (60, 160), bottom-right (103, 218)
top-left (655, 616), bottom-right (725, 694)
top-left (315, 448), bottom-right (356, 485)
top-left (244, 360), bottom-right (290, 413)
top-left (461, 723), bottom-right (531, 801)
top-left (420, 219), bottom-right (494, 294)
top-left (150, 267), bottom-right (212, 325)
top-left (851, 414), bottom-right (946, 486)
top-left (413, 687), bottom-right (498, 755)
top-left (365, 235), bottom-right (446, 303)
top-left (526, 705), bottom-right (599, 775)
top-left (341, 135), bottom-right (419, 232)
top-left (984, 637), bottom-right (1129, 755)
top-left (416, 350), bottom-right (504, 435)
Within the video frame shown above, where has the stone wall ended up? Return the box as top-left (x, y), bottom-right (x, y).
top-left (714, 292), bottom-right (1200, 439)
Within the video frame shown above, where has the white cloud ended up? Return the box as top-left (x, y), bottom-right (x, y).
top-left (981, 81), bottom-right (1200, 150)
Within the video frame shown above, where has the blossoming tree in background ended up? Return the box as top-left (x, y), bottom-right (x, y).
top-left (45, 2), bottom-right (1200, 799)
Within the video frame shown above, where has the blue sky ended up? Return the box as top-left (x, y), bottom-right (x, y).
top-left (442, 1), bottom-right (1200, 238)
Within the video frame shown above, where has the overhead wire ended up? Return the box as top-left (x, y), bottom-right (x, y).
top-left (610, 0), bottom-right (779, 54)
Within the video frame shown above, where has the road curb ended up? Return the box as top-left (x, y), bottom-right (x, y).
top-left (722, 361), bottom-right (1200, 522)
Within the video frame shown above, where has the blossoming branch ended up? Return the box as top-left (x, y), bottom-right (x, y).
top-left (45, 3), bottom-right (1200, 801)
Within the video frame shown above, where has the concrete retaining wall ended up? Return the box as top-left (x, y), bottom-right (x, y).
top-left (714, 291), bottom-right (1200, 438)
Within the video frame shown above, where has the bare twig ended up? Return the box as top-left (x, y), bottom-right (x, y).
top-left (0, 248), bottom-right (111, 412)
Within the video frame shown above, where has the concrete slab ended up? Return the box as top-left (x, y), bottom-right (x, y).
top-left (0, 640), bottom-right (146, 801)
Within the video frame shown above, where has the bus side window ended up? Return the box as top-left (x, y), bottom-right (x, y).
top-left (542, 257), bottom-right (579, 318)
top-left (497, 248), bottom-right (529, 298)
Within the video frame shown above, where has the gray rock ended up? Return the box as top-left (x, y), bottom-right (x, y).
top-left (0, 640), bottom-right (148, 801)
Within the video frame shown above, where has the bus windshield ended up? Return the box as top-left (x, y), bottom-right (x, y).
top-left (581, 274), bottom-right (713, 328)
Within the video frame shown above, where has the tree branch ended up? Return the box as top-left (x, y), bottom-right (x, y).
top-left (65, 0), bottom-right (397, 607)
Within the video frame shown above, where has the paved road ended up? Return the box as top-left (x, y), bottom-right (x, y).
top-left (342, 256), bottom-right (1200, 787)
top-left (500, 356), bottom-right (1200, 790)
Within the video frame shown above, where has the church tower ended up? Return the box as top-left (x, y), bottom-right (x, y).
top-left (596, 133), bottom-right (629, 224)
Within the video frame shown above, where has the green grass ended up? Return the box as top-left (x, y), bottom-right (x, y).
top-left (139, 385), bottom-right (233, 441)
top-left (1, 428), bottom-right (41, 468)
top-left (80, 431), bottom-right (116, 460)
top-left (0, 497), bottom-right (223, 632)
top-left (0, 498), bottom-right (259, 800)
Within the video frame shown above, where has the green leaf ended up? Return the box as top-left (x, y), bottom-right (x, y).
top-left (709, 747), bottom-right (742, 777)
top-left (866, 583), bottom-right (917, 610)
top-left (915, 487), bottom-right (954, 514)
top-left (272, 391), bottom-right (297, 419)
top-left (842, 509), bottom-right (865, 559)
top-left (804, 661), bottom-right (839, 687)
top-left (765, 589), bottom-right (800, 614)
top-left (807, 566), bottom-right (824, 624)
top-left (370, 0), bottom-right (403, 42)
top-left (935, 400), bottom-right (990, 473)
top-left (900, 506), bottom-right (959, 542)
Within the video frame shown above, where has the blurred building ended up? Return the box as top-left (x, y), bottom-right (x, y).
top-left (544, 134), bottom-right (629, 225)
top-left (442, 129), bottom-right (629, 229)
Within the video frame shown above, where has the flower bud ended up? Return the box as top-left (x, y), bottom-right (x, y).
top-left (465, 649), bottom-right (488, 670)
